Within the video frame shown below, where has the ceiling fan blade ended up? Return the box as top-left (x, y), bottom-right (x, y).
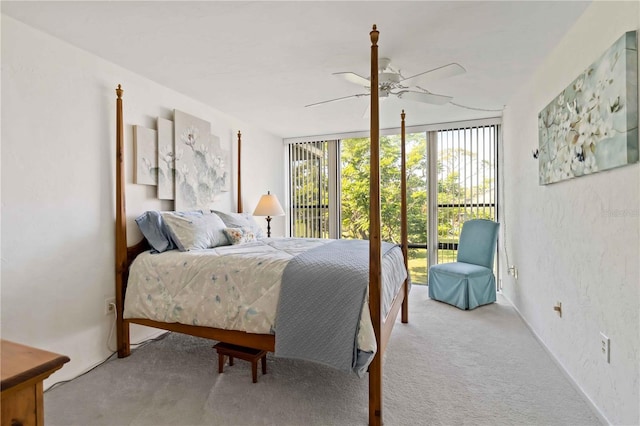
top-left (304, 93), bottom-right (369, 108)
top-left (397, 91), bottom-right (452, 105)
top-left (360, 95), bottom-right (389, 119)
top-left (400, 63), bottom-right (466, 86)
top-left (333, 72), bottom-right (370, 87)
top-left (362, 102), bottom-right (370, 119)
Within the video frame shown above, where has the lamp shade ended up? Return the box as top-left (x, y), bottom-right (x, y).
top-left (253, 191), bottom-right (285, 217)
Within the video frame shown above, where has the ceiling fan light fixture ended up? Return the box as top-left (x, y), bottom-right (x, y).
top-left (378, 57), bottom-right (392, 72)
top-left (379, 72), bottom-right (400, 84)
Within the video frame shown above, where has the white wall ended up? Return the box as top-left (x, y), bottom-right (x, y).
top-left (500, 2), bottom-right (639, 425)
top-left (1, 15), bottom-right (285, 386)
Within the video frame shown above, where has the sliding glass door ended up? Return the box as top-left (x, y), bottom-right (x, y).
top-left (340, 134), bottom-right (428, 283)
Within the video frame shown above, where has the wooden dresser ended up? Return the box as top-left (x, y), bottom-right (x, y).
top-left (1, 340), bottom-right (69, 426)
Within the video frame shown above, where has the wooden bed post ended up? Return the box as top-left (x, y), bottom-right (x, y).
top-left (237, 130), bottom-right (243, 213)
top-left (400, 111), bottom-right (409, 324)
top-left (115, 84), bottom-right (131, 358)
top-left (112, 27), bottom-right (407, 423)
top-left (368, 24), bottom-right (383, 426)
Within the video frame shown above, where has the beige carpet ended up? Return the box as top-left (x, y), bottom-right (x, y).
top-left (45, 285), bottom-right (602, 425)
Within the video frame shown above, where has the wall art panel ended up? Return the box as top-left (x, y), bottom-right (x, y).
top-left (133, 125), bottom-right (158, 186)
top-left (538, 31), bottom-right (638, 185)
top-left (174, 109), bottom-right (219, 210)
top-left (157, 117), bottom-right (175, 200)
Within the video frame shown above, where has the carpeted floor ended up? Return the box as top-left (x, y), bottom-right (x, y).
top-left (44, 285), bottom-right (602, 425)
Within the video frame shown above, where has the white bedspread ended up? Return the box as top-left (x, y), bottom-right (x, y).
top-left (124, 237), bottom-right (407, 352)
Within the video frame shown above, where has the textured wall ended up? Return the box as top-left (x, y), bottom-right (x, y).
top-left (500, 2), bottom-right (639, 424)
top-left (1, 15), bottom-right (284, 386)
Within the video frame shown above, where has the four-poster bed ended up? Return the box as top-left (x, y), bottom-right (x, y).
top-left (114, 25), bottom-right (408, 425)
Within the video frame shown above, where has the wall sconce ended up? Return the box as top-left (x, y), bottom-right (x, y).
top-left (253, 191), bottom-right (285, 238)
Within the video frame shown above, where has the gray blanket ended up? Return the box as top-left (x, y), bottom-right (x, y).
top-left (275, 239), bottom-right (397, 375)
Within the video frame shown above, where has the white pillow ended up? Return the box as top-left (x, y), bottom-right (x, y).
top-left (211, 210), bottom-right (265, 239)
top-left (162, 212), bottom-right (228, 251)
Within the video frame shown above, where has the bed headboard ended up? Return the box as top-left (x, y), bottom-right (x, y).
top-left (236, 131), bottom-right (243, 213)
top-left (113, 86), bottom-right (244, 356)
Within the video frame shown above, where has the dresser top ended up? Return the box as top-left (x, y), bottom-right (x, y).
top-left (1, 339), bottom-right (70, 391)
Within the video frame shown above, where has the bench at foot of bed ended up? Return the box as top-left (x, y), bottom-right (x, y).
top-left (214, 342), bottom-right (267, 383)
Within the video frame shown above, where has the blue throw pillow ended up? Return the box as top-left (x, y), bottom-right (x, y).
top-left (135, 210), bottom-right (203, 253)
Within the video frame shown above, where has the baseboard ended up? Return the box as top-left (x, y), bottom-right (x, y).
top-left (132, 329), bottom-right (169, 347)
top-left (44, 329), bottom-right (169, 392)
top-left (499, 293), bottom-right (611, 426)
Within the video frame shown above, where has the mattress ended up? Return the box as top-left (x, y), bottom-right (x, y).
top-left (124, 237), bottom-right (407, 352)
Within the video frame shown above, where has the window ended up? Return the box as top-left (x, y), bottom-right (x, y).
top-left (288, 140), bottom-right (339, 239)
top-left (286, 120), bottom-right (499, 284)
top-left (340, 134), bottom-right (429, 283)
top-left (431, 125), bottom-right (498, 265)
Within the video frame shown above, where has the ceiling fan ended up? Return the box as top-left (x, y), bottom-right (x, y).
top-left (305, 58), bottom-right (466, 108)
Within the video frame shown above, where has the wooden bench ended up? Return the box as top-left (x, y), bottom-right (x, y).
top-left (213, 342), bottom-right (267, 383)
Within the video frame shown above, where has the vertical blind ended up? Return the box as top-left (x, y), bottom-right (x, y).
top-left (288, 140), bottom-right (336, 238)
top-left (435, 124), bottom-right (498, 264)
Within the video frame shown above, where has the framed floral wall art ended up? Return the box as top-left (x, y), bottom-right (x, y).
top-left (537, 31), bottom-right (638, 185)
top-left (209, 135), bottom-right (231, 193)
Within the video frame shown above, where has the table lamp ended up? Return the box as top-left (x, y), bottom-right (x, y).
top-left (253, 191), bottom-right (285, 237)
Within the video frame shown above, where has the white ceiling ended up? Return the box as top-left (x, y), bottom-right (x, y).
top-left (2, 1), bottom-right (591, 139)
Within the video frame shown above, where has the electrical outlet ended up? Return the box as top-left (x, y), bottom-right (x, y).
top-left (104, 297), bottom-right (116, 316)
top-left (600, 332), bottom-right (610, 363)
top-left (508, 265), bottom-right (518, 280)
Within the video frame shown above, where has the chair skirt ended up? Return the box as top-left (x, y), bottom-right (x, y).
top-left (428, 262), bottom-right (496, 310)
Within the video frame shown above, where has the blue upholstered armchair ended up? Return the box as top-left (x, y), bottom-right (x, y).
top-left (428, 219), bottom-right (500, 310)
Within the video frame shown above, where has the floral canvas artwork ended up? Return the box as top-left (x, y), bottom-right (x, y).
top-left (174, 110), bottom-right (228, 210)
top-left (133, 125), bottom-right (158, 186)
top-left (157, 118), bottom-right (175, 200)
top-left (134, 111), bottom-right (230, 207)
top-left (210, 134), bottom-right (231, 192)
top-left (538, 31), bottom-right (638, 185)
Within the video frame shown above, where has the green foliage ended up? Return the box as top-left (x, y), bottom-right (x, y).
top-left (340, 134), bottom-right (427, 246)
top-left (435, 146), bottom-right (495, 242)
top-left (340, 134), bottom-right (495, 253)
top-left (292, 131), bottom-right (496, 275)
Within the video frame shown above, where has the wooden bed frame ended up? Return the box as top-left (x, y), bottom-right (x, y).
top-left (114, 25), bottom-right (408, 426)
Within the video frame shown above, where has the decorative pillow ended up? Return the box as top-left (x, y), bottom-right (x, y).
top-left (212, 210), bottom-right (265, 239)
top-left (135, 210), bottom-right (203, 253)
top-left (161, 211), bottom-right (228, 251)
top-left (223, 227), bottom-right (256, 245)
